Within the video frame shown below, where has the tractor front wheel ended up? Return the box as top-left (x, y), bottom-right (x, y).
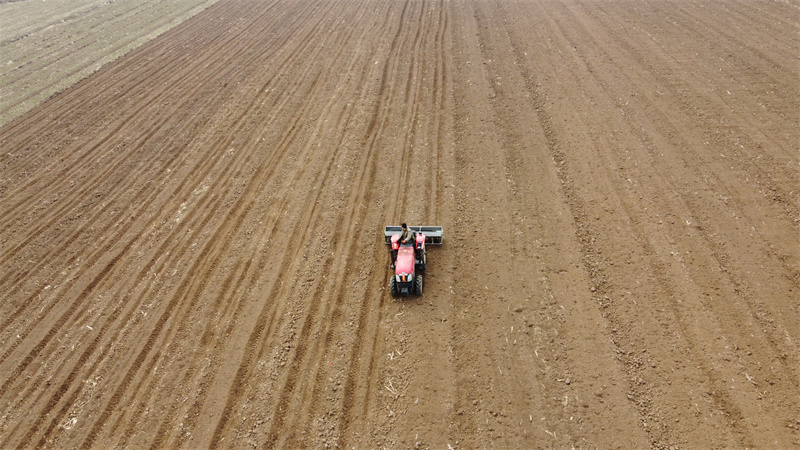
top-left (414, 274), bottom-right (423, 295)
top-left (389, 276), bottom-right (399, 297)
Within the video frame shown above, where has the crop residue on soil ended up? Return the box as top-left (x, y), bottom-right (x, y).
top-left (0, 0), bottom-right (797, 448)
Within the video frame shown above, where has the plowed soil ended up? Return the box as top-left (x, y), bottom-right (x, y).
top-left (1, 0), bottom-right (798, 448)
top-left (0, 0), bottom-right (221, 126)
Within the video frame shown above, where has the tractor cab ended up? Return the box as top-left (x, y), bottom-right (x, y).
top-left (391, 233), bottom-right (420, 275)
top-left (384, 225), bottom-right (443, 298)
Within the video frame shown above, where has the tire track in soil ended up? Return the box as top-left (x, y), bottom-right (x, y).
top-left (110, 255), bottom-right (250, 448)
top-left (0, 0), bottom-right (332, 444)
top-left (32, 137), bottom-right (257, 447)
top-left (337, 3), bottom-right (445, 445)
top-left (0, 0), bottom-right (216, 121)
top-left (0, 0), bottom-right (281, 397)
top-left (0, 0), bottom-right (305, 356)
top-left (163, 0), bottom-right (384, 442)
top-left (0, 20), bottom-right (212, 209)
top-left (80, 61), bottom-right (324, 445)
top-left (1, 0), bottom-right (797, 447)
top-left (472, 0), bottom-right (599, 444)
top-left (426, 1), bottom-right (448, 224)
top-left (283, 8), bottom-right (407, 441)
top-left (188, 33), bottom-right (372, 450)
top-left (0, 3), bottom-right (105, 47)
top-left (32, 257), bottom-right (238, 448)
top-left (329, 1), bottom-right (429, 445)
top-left (0, 1), bottom-right (155, 110)
top-left (78, 1), bottom-right (350, 443)
top-left (563, 2), bottom-right (798, 443)
top-left (9, 132), bottom-right (251, 448)
top-left (577, 0), bottom-right (799, 290)
top-left (589, 0), bottom-right (799, 225)
top-left (372, 3), bottom-right (452, 426)
top-left (157, 258), bottom-right (254, 449)
top-left (572, 0), bottom-right (799, 367)
top-left (0, 0), bottom-right (276, 248)
top-left (665, 0), bottom-right (798, 83)
top-left (0, 85), bottom-right (220, 296)
top-left (172, 3), bottom-right (394, 447)
top-left (391, 0), bottom-right (429, 217)
top-left (592, 0), bottom-right (800, 338)
top-left (241, 0), bottom-right (445, 444)
top-left (514, 0), bottom-right (796, 446)
top-left (0, 1), bottom-right (265, 209)
top-left (367, 2), bottom-right (453, 447)
top-left (125, 2), bottom-right (424, 436)
top-left (141, 258), bottom-right (249, 449)
top-left (0, 0), bottom-right (248, 146)
top-left (0, 66), bottom-right (248, 321)
top-left (531, 6), bottom-right (747, 440)
top-left (512, 2), bottom-right (743, 446)
top-left (260, 2), bottom-right (421, 446)
top-left (444, 1), bottom-right (584, 446)
top-left (445, 2), bottom-right (490, 444)
top-left (255, 1), bottom-right (401, 444)
top-left (467, 0), bottom-right (676, 446)
top-left (204, 110), bottom-right (338, 448)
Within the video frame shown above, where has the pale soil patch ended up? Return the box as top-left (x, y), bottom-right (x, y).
top-left (0, 0), bottom-right (220, 126)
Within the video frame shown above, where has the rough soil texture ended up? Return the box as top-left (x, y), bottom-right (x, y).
top-left (0, 0), bottom-right (221, 127)
top-left (1, 0), bottom-right (798, 448)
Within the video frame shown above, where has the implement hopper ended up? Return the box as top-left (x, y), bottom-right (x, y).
top-left (383, 225), bottom-right (443, 245)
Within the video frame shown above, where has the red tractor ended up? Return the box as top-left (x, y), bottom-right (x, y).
top-left (384, 225), bottom-right (443, 298)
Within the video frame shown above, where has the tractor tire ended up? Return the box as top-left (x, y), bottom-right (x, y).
top-left (414, 274), bottom-right (423, 296)
top-left (389, 276), bottom-right (399, 297)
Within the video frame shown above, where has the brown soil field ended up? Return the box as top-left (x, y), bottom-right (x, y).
top-left (0, 0), bottom-right (220, 127)
top-left (1, 0), bottom-right (798, 448)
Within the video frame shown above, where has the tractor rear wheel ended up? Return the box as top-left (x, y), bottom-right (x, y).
top-left (414, 274), bottom-right (423, 295)
top-left (389, 276), bottom-right (399, 297)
